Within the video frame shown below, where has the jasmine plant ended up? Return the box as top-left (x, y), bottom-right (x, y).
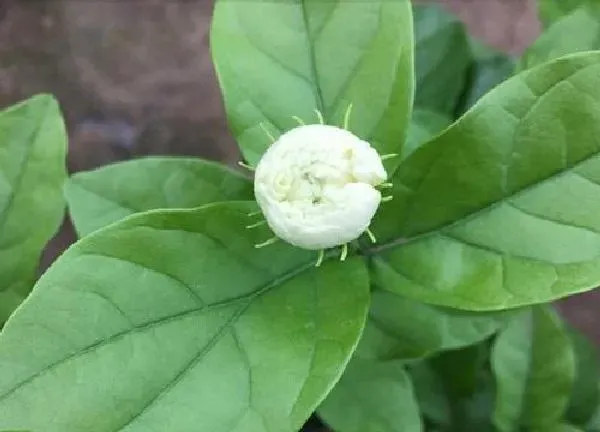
top-left (0, 1), bottom-right (599, 431)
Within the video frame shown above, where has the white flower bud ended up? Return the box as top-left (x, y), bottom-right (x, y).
top-left (253, 124), bottom-right (388, 250)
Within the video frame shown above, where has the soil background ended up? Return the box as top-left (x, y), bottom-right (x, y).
top-left (0, 2), bottom-right (597, 428)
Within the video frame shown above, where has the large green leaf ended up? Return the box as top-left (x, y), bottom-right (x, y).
top-left (491, 307), bottom-right (576, 431)
top-left (211, 0), bottom-right (414, 166)
top-left (520, 3), bottom-right (600, 72)
top-left (318, 359), bottom-right (422, 432)
top-left (0, 94), bottom-right (67, 322)
top-left (355, 290), bottom-right (509, 361)
top-left (65, 157), bottom-right (253, 237)
top-left (368, 51), bottom-right (600, 311)
top-left (566, 328), bottom-right (600, 426)
top-left (538, 0), bottom-right (589, 27)
top-left (413, 3), bottom-right (471, 116)
top-left (0, 202), bottom-right (370, 431)
top-left (403, 109), bottom-right (451, 160)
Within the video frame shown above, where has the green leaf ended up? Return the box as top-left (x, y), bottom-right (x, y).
top-left (461, 386), bottom-right (496, 432)
top-left (211, 0), bottom-right (414, 166)
top-left (65, 157), bottom-right (253, 237)
top-left (355, 289), bottom-right (509, 361)
top-left (411, 343), bottom-right (497, 431)
top-left (539, 424), bottom-right (586, 432)
top-left (587, 405), bottom-right (600, 430)
top-left (566, 328), bottom-right (600, 426)
top-left (431, 342), bottom-right (497, 431)
top-left (520, 3), bottom-right (600, 72)
top-left (458, 39), bottom-right (516, 114)
top-left (491, 306), bottom-right (576, 431)
top-left (433, 342), bottom-right (489, 399)
top-left (318, 359), bottom-right (422, 432)
top-left (413, 3), bottom-right (472, 116)
top-left (0, 202), bottom-right (370, 431)
top-left (408, 362), bottom-right (451, 427)
top-left (0, 94), bottom-right (67, 322)
top-left (460, 54), bottom-right (515, 111)
top-left (368, 51), bottom-right (600, 311)
top-left (404, 109), bottom-right (451, 160)
top-left (538, 0), bottom-right (588, 27)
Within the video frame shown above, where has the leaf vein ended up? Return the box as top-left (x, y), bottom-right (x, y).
top-left (372, 62), bottom-right (600, 255)
top-left (116, 302), bottom-right (250, 430)
top-left (506, 201), bottom-right (600, 236)
top-left (300, 0), bottom-right (326, 114)
top-left (0, 255), bottom-right (317, 404)
top-left (0, 99), bottom-right (50, 236)
top-left (86, 252), bottom-right (206, 307)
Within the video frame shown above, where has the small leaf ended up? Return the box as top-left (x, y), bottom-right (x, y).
top-left (318, 359), bottom-right (422, 432)
top-left (0, 94), bottom-right (67, 322)
top-left (491, 306), bottom-right (576, 431)
top-left (211, 0), bottom-right (414, 165)
top-left (413, 3), bottom-right (472, 116)
top-left (520, 3), bottom-right (600, 72)
top-left (65, 157), bottom-right (253, 236)
top-left (566, 327), bottom-right (600, 426)
top-left (369, 51), bottom-right (600, 311)
top-left (0, 202), bottom-right (370, 431)
top-left (404, 109), bottom-right (451, 160)
top-left (355, 290), bottom-right (509, 361)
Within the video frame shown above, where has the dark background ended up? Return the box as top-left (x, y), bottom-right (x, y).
top-left (0, 0), bottom-right (596, 370)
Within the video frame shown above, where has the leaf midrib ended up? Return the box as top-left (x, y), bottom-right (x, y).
top-left (369, 64), bottom-right (600, 256)
top-left (0, 253), bottom-right (317, 407)
top-left (69, 180), bottom-right (141, 215)
top-left (71, 157), bottom-right (252, 210)
top-left (0, 100), bottom-right (49, 237)
top-left (372, 152), bottom-right (600, 259)
top-left (300, 0), bottom-right (326, 115)
top-left (115, 290), bottom-right (252, 431)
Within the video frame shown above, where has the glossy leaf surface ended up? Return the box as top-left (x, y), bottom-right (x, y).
top-left (413, 4), bottom-right (471, 115)
top-left (356, 290), bottom-right (508, 361)
top-left (0, 95), bottom-right (67, 322)
top-left (66, 157), bottom-right (253, 236)
top-left (318, 359), bottom-right (422, 432)
top-left (0, 203), bottom-right (370, 431)
top-left (211, 0), bottom-right (414, 166)
top-left (370, 51), bottom-right (600, 310)
top-left (521, 3), bottom-right (600, 72)
top-left (492, 307), bottom-right (576, 431)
